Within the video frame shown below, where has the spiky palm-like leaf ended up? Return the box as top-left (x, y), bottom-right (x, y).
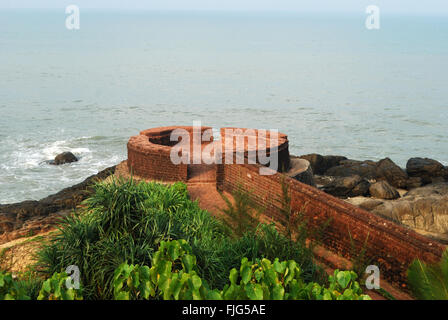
top-left (407, 249), bottom-right (448, 300)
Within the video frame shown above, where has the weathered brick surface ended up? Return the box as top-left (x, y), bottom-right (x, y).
top-left (127, 126), bottom-right (213, 182)
top-left (128, 126), bottom-right (290, 182)
top-left (220, 163), bottom-right (446, 288)
top-left (220, 127), bottom-right (290, 172)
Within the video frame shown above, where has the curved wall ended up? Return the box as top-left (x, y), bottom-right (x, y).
top-left (127, 126), bottom-right (290, 181)
top-left (127, 126), bottom-right (211, 182)
top-left (219, 127), bottom-right (290, 172)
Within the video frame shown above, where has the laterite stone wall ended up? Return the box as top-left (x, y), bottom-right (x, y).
top-left (220, 163), bottom-right (446, 287)
top-left (127, 126), bottom-right (211, 182)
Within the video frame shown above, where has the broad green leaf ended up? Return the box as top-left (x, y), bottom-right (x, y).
top-left (245, 283), bottom-right (263, 300)
top-left (241, 266), bottom-right (252, 284)
top-left (191, 275), bottom-right (202, 290)
top-left (229, 268), bottom-right (238, 285)
top-left (272, 285), bottom-right (284, 300)
top-left (336, 271), bottom-right (351, 289)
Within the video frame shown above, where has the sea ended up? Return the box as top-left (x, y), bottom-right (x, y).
top-left (0, 9), bottom-right (447, 204)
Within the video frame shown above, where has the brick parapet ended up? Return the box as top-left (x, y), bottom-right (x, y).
top-left (221, 163), bottom-right (446, 287)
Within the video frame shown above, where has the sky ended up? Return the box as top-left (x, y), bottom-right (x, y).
top-left (1, 0), bottom-right (448, 16)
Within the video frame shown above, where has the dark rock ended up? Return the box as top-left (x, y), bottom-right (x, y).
top-left (321, 175), bottom-right (363, 198)
top-left (297, 154), bottom-right (324, 175)
top-left (375, 158), bottom-right (408, 189)
top-left (322, 155), bottom-right (348, 172)
top-left (406, 177), bottom-right (423, 190)
top-left (325, 160), bottom-right (377, 179)
top-left (298, 154), bottom-right (347, 175)
top-left (314, 175), bottom-right (335, 187)
top-left (286, 158), bottom-right (316, 187)
top-left (406, 157), bottom-right (445, 184)
top-left (324, 157), bottom-right (411, 190)
top-left (369, 181), bottom-right (400, 200)
top-left (349, 179), bottom-right (371, 197)
top-left (52, 152), bottom-right (78, 165)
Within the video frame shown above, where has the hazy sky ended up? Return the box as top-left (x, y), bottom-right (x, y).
top-left (1, 0), bottom-right (448, 15)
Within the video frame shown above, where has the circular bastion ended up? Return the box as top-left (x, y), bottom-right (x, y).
top-left (125, 125), bottom-right (290, 182)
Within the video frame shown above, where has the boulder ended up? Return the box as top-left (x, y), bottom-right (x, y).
top-left (322, 155), bottom-right (349, 172)
top-left (297, 154), bottom-right (346, 175)
top-left (325, 159), bottom-right (377, 179)
top-left (406, 157), bottom-right (445, 184)
top-left (349, 179), bottom-right (371, 197)
top-left (406, 177), bottom-right (423, 190)
top-left (51, 152), bottom-right (78, 165)
top-left (369, 181), bottom-right (400, 200)
top-left (314, 175), bottom-right (334, 187)
top-left (297, 154), bottom-right (324, 175)
top-left (357, 198), bottom-right (385, 211)
top-left (321, 175), bottom-right (366, 198)
top-left (405, 182), bottom-right (448, 197)
top-left (286, 158), bottom-right (316, 187)
top-left (369, 182), bottom-right (448, 240)
top-left (324, 157), bottom-right (413, 190)
top-left (375, 158), bottom-right (408, 189)
top-left (345, 197), bottom-right (384, 211)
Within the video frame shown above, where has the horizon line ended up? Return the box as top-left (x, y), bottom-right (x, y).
top-left (1, 7), bottom-right (448, 17)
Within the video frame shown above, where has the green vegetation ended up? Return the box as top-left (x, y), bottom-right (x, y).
top-left (113, 239), bottom-right (371, 300)
top-left (37, 272), bottom-right (83, 300)
top-left (219, 185), bottom-right (261, 238)
top-left (407, 249), bottom-right (448, 300)
top-left (1, 178), bottom-right (373, 300)
top-left (0, 270), bottom-right (31, 300)
top-left (36, 178), bottom-right (228, 299)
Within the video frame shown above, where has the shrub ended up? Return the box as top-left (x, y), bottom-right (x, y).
top-left (36, 178), bottom-right (322, 299)
top-left (36, 178), bottom-right (229, 299)
top-left (0, 271), bottom-right (31, 300)
top-left (113, 240), bottom-right (221, 300)
top-left (15, 275), bottom-right (44, 300)
top-left (114, 239), bottom-right (370, 300)
top-left (219, 185), bottom-right (261, 237)
top-left (37, 272), bottom-right (83, 300)
top-left (407, 249), bottom-right (448, 300)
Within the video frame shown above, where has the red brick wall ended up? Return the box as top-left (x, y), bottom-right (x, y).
top-left (220, 163), bottom-right (446, 287)
top-left (127, 135), bottom-right (188, 182)
top-left (127, 126), bottom-right (212, 182)
top-left (220, 128), bottom-right (290, 172)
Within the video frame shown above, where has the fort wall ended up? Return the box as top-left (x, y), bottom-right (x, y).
top-left (219, 163), bottom-right (445, 287)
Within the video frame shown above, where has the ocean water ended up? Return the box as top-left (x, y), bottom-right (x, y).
top-left (0, 9), bottom-right (447, 204)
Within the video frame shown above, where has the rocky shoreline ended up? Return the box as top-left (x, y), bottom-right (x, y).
top-left (0, 165), bottom-right (115, 244)
top-left (294, 154), bottom-right (448, 243)
top-left (1, 153), bottom-right (447, 245)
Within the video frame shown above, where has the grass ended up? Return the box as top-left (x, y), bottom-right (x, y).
top-left (35, 177), bottom-right (323, 299)
top-left (407, 248), bottom-right (448, 300)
